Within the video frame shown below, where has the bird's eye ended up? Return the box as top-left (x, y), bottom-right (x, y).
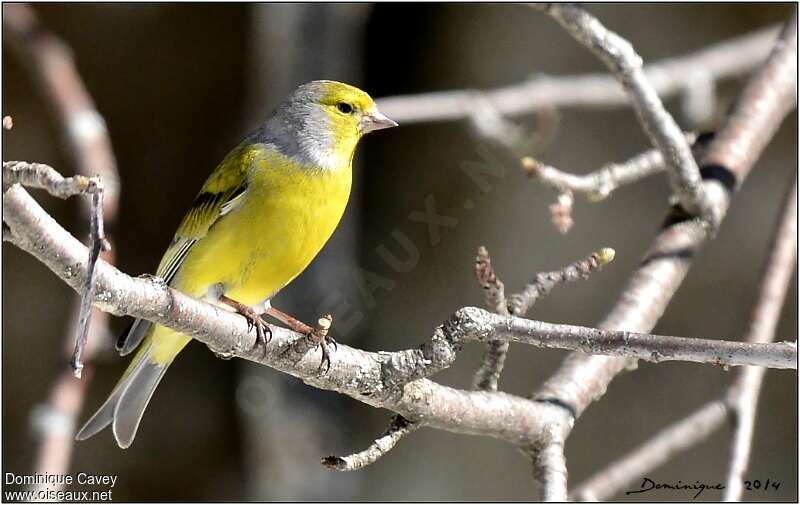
top-left (336, 102), bottom-right (354, 114)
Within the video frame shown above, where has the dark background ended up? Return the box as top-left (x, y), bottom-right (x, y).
top-left (3, 3), bottom-right (797, 501)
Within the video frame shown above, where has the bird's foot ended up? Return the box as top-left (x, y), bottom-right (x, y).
top-left (267, 307), bottom-right (336, 372)
top-left (219, 295), bottom-right (271, 357)
top-left (308, 315), bottom-right (336, 372)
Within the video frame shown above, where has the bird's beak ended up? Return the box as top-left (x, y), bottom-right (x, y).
top-left (361, 108), bottom-right (398, 133)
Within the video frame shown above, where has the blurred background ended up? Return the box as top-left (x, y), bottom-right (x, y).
top-left (2, 3), bottom-right (796, 501)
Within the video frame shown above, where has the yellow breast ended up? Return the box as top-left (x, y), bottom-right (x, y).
top-left (173, 148), bottom-right (352, 306)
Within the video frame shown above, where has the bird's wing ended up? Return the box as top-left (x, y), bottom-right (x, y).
top-left (154, 181), bottom-right (248, 284)
top-left (117, 144), bottom-right (263, 355)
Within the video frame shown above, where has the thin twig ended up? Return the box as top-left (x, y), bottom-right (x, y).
top-left (322, 415), bottom-right (420, 471)
top-left (474, 246), bottom-right (509, 315)
top-left (4, 3), bottom-right (120, 368)
top-left (279, 314), bottom-right (334, 370)
top-left (508, 248), bottom-right (615, 316)
top-left (71, 187), bottom-right (108, 377)
top-left (533, 4), bottom-right (710, 219)
top-left (472, 247), bottom-right (616, 391)
top-left (466, 308), bottom-right (796, 369)
top-left (376, 24), bottom-right (779, 123)
top-left (724, 180), bottom-right (797, 501)
top-left (473, 246), bottom-right (510, 391)
top-left (3, 160), bottom-right (101, 197)
top-left (522, 133), bottom-right (698, 201)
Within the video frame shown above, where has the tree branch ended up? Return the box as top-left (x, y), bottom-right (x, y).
top-left (3, 160), bottom-right (102, 198)
top-left (533, 4), bottom-right (710, 219)
top-left (724, 180), bottom-right (797, 501)
top-left (5, 171), bottom-right (794, 464)
top-left (3, 9), bottom-right (796, 491)
top-left (522, 132), bottom-right (698, 201)
top-left (533, 7), bottom-right (797, 422)
top-left (3, 160), bottom-right (108, 378)
top-left (322, 415), bottom-right (420, 471)
top-left (533, 426), bottom-right (569, 501)
top-left (3, 5), bottom-right (120, 200)
top-left (472, 246), bottom-right (511, 391)
top-left (472, 247), bottom-right (616, 391)
top-left (4, 3), bottom-right (121, 491)
top-left (473, 308), bottom-right (795, 369)
top-left (3, 160), bottom-right (109, 377)
top-left (571, 177), bottom-right (797, 502)
top-left (508, 248), bottom-right (615, 317)
top-left (376, 24), bottom-right (779, 124)
top-left (3, 180), bottom-right (573, 446)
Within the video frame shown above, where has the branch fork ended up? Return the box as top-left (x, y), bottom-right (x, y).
top-left (3, 160), bottom-right (108, 377)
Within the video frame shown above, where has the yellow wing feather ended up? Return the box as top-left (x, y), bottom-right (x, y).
top-left (117, 144), bottom-right (264, 355)
top-left (155, 144), bottom-right (261, 283)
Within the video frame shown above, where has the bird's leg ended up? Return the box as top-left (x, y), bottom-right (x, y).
top-left (219, 294), bottom-right (271, 356)
top-left (265, 307), bottom-right (337, 372)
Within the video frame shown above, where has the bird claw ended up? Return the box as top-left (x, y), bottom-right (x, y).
top-left (265, 308), bottom-right (334, 372)
top-left (231, 304), bottom-right (270, 358)
top-left (316, 335), bottom-right (336, 373)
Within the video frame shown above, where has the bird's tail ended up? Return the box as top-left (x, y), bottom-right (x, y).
top-left (75, 330), bottom-right (175, 448)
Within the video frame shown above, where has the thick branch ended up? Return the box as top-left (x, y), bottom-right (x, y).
top-left (7, 174), bottom-right (795, 468)
top-left (376, 24), bottom-right (779, 123)
top-left (533, 427), bottom-right (568, 501)
top-left (6, 181), bottom-right (796, 373)
top-left (4, 181), bottom-right (574, 446)
top-left (534, 9), bottom-right (797, 421)
top-left (571, 163), bottom-right (797, 504)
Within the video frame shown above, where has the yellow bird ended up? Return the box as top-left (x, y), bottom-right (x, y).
top-left (76, 81), bottom-right (397, 448)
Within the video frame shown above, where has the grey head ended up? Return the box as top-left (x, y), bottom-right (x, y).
top-left (248, 80), bottom-right (396, 170)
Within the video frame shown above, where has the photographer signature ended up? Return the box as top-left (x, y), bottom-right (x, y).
top-left (626, 477), bottom-right (724, 499)
top-left (626, 477), bottom-right (781, 499)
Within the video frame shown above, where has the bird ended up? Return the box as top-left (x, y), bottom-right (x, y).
top-left (75, 80), bottom-right (397, 448)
